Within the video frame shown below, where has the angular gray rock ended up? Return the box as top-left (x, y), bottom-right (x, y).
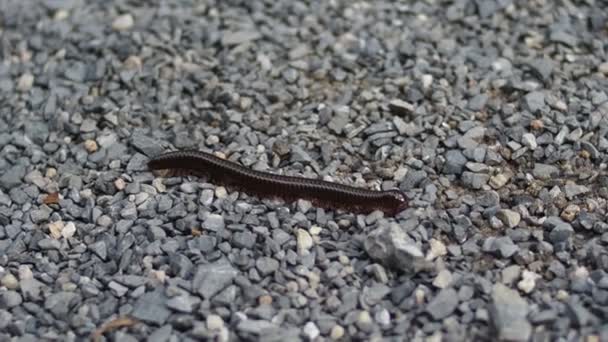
top-left (524, 91), bottom-right (545, 112)
top-left (426, 288), bottom-right (459, 320)
top-left (0, 164), bottom-right (26, 190)
top-left (364, 223), bottom-right (429, 273)
top-left (192, 261), bottom-right (238, 299)
top-left (443, 150), bottom-right (468, 175)
top-left (130, 130), bottom-right (164, 157)
top-left (488, 283), bottom-right (531, 341)
top-left (131, 290), bottom-right (171, 325)
top-left (532, 163), bottom-right (559, 179)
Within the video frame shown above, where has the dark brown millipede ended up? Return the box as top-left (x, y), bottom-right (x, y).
top-left (148, 150), bottom-right (408, 216)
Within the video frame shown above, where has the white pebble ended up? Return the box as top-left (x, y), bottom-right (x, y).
top-left (84, 139), bottom-right (98, 153)
top-left (296, 229), bottom-right (313, 255)
top-left (62, 222), bottom-right (76, 239)
top-left (517, 270), bottom-right (540, 294)
top-left (18, 265), bottom-right (33, 280)
top-left (17, 73), bottom-right (34, 92)
top-left (572, 266), bottom-right (589, 278)
top-left (330, 325), bottom-right (344, 340)
top-left (415, 288), bottom-right (425, 304)
top-left (215, 187), bottom-right (228, 199)
top-left (426, 238), bottom-right (447, 261)
top-left (375, 308), bottom-right (391, 327)
top-left (489, 173), bottom-right (509, 189)
top-left (53, 9), bottom-right (69, 21)
top-left (152, 178), bottom-right (166, 193)
top-left (45, 168), bottom-right (57, 178)
top-left (309, 225), bottom-right (322, 236)
top-left (112, 14), bottom-right (134, 31)
top-left (521, 133), bottom-right (537, 150)
top-left (556, 290), bottom-right (569, 301)
top-left (206, 314), bottom-right (224, 331)
top-left (598, 61), bottom-right (608, 76)
top-left (206, 135), bottom-right (220, 145)
top-left (303, 322), bottom-right (320, 340)
top-left (432, 269), bottom-right (452, 289)
top-left (421, 74), bottom-right (433, 89)
top-left (48, 221), bottom-right (64, 239)
top-left (1, 273), bottom-right (19, 289)
top-left (123, 55), bottom-right (142, 70)
top-left (114, 178), bottom-right (126, 191)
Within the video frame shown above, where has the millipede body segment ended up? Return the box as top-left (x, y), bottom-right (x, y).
top-left (148, 150), bottom-right (408, 216)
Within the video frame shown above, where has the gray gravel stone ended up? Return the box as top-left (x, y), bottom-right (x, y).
top-left (0, 164), bottom-right (26, 190)
top-left (426, 288), bottom-right (459, 320)
top-left (147, 325), bottom-right (173, 342)
top-left (89, 240), bottom-right (107, 260)
top-left (566, 300), bottom-right (593, 327)
top-left (364, 223), bottom-right (428, 273)
top-left (0, 290), bottom-right (22, 308)
top-left (0, 190), bottom-right (11, 206)
top-left (389, 99), bottom-right (415, 116)
top-left (401, 170), bottom-right (427, 190)
top-left (130, 130), bottom-right (164, 157)
top-left (193, 262), bottom-right (238, 299)
top-left (554, 126), bottom-right (569, 145)
top-left (564, 183), bottom-right (589, 199)
top-left (489, 283), bottom-right (531, 341)
top-left (468, 94), bottom-right (488, 111)
top-left (527, 58), bottom-right (554, 82)
top-left (108, 281), bottom-right (129, 297)
top-left (520, 133), bottom-right (537, 150)
top-left (132, 290), bottom-right (171, 325)
top-left (532, 163), bottom-right (559, 179)
top-left (44, 291), bottom-right (79, 318)
top-left (443, 150), bottom-right (468, 175)
top-left (483, 236), bottom-right (519, 258)
top-left (166, 295), bottom-right (200, 313)
top-left (549, 222), bottom-right (574, 243)
top-left (256, 257), bottom-right (280, 276)
top-left (203, 214), bottom-right (225, 232)
top-left (462, 172), bottom-right (490, 189)
top-left (236, 318), bottom-right (279, 336)
top-left (232, 231), bottom-right (256, 249)
top-left (80, 118), bottom-right (97, 132)
top-left (37, 238), bottom-right (61, 250)
top-left (524, 91), bottom-right (545, 112)
top-left (127, 153), bottom-right (149, 171)
top-left (327, 114), bottom-right (349, 135)
top-left (501, 265), bottom-right (521, 285)
top-left (30, 205), bottom-right (53, 223)
top-left (20, 278), bottom-right (43, 301)
top-left (550, 30), bottom-right (577, 46)
top-left (221, 30), bottom-right (261, 46)
top-left (458, 126), bottom-right (486, 149)
top-left (477, 191), bottom-right (500, 207)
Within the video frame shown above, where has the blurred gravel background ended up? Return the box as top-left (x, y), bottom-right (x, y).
top-left (1, 0), bottom-right (608, 341)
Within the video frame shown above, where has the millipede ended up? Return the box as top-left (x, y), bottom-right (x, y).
top-left (148, 150), bottom-right (408, 216)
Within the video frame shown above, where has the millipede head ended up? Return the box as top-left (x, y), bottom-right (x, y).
top-left (386, 189), bottom-right (408, 215)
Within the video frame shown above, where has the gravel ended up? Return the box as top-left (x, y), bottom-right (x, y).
top-left (496, 209), bottom-right (521, 228)
top-left (489, 284), bottom-right (532, 341)
top-left (1, 0), bottom-right (606, 341)
top-left (426, 287), bottom-right (459, 320)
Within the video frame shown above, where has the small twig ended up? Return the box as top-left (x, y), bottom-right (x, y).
top-left (91, 316), bottom-right (139, 342)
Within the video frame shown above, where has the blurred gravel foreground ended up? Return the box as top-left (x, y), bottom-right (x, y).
top-left (0, 1), bottom-right (607, 341)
